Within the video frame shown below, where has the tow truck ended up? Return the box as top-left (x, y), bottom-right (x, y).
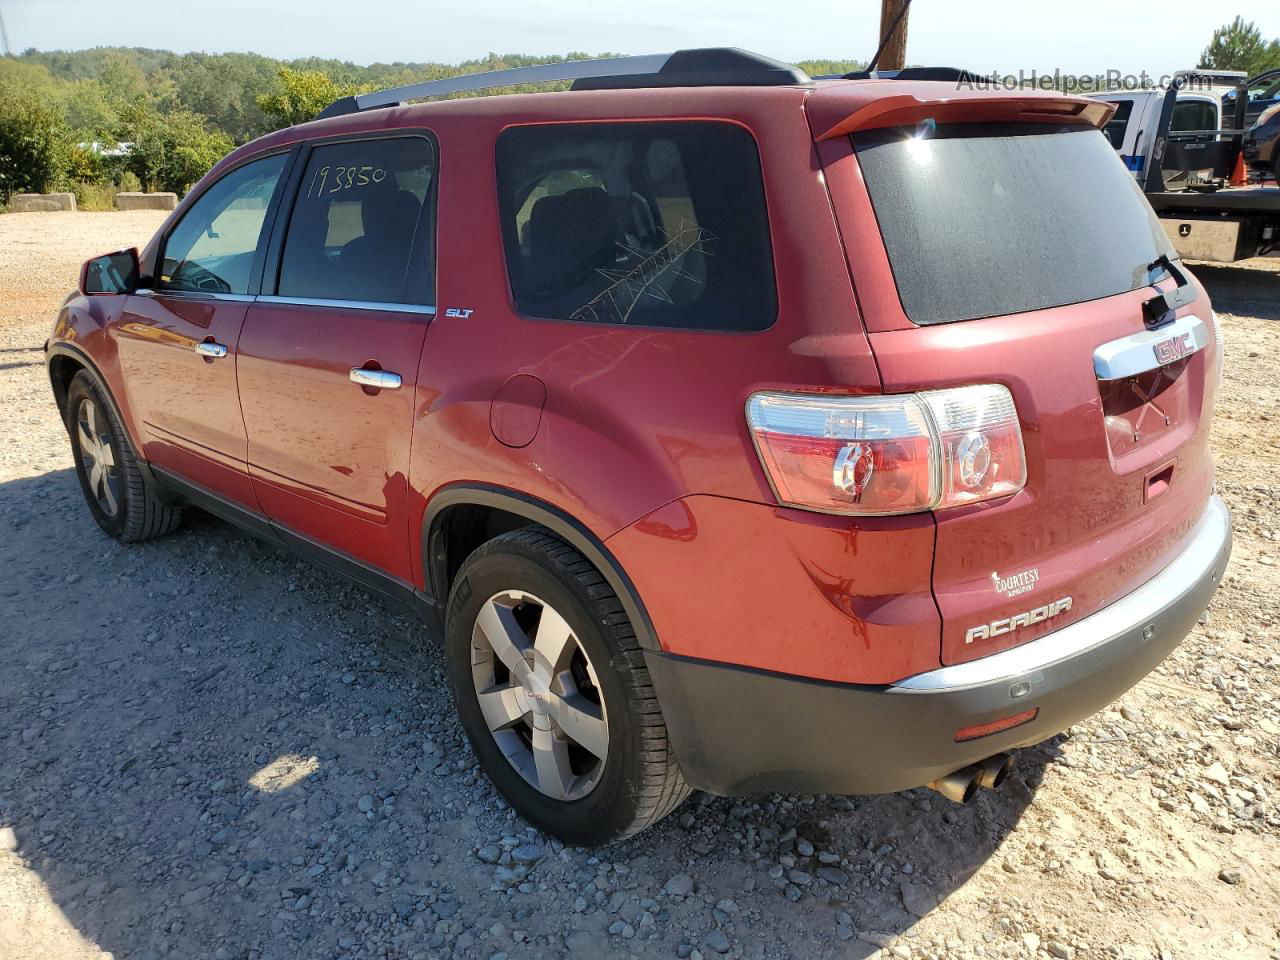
top-left (1090, 71), bottom-right (1279, 263)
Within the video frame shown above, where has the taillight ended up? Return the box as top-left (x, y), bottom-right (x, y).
top-left (746, 385), bottom-right (1026, 516)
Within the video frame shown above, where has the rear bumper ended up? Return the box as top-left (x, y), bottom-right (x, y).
top-left (647, 495), bottom-right (1232, 796)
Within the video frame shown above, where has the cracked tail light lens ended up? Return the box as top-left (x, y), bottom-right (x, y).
top-left (746, 385), bottom-right (1026, 516)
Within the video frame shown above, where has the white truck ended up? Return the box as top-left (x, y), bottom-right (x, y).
top-left (1089, 70), bottom-right (1245, 187)
top-left (1089, 71), bottom-right (1279, 263)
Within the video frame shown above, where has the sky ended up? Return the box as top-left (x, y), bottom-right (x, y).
top-left (3, 0), bottom-right (1280, 79)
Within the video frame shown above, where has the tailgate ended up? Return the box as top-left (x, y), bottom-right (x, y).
top-left (819, 109), bottom-right (1223, 666)
top-left (869, 296), bottom-right (1216, 664)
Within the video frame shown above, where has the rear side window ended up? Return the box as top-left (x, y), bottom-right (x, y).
top-left (277, 137), bottom-right (436, 305)
top-left (854, 123), bottom-right (1174, 325)
top-left (496, 122), bottom-right (776, 331)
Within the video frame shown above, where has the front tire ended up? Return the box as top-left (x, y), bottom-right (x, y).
top-left (65, 370), bottom-right (182, 542)
top-left (445, 529), bottom-right (689, 845)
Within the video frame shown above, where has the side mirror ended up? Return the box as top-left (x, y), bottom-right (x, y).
top-left (81, 248), bottom-right (140, 296)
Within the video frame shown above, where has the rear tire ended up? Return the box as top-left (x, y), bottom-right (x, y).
top-left (65, 370), bottom-right (182, 542)
top-left (445, 529), bottom-right (689, 845)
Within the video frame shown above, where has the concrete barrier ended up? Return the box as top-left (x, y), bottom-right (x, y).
top-left (115, 192), bottom-right (178, 211)
top-left (8, 193), bottom-right (77, 213)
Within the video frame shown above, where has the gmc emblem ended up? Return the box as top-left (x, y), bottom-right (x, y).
top-left (1153, 332), bottom-right (1194, 365)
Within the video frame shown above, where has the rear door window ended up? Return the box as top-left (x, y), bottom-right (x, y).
top-left (495, 122), bottom-right (776, 331)
top-left (853, 123), bottom-right (1174, 325)
top-left (277, 137), bottom-right (436, 305)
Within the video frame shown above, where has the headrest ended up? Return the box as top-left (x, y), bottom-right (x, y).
top-left (524, 187), bottom-right (613, 295)
top-left (360, 187), bottom-right (421, 240)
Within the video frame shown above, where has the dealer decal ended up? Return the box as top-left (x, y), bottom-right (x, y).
top-left (991, 567), bottom-right (1040, 598)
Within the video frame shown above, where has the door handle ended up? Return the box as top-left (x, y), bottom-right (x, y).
top-left (194, 341), bottom-right (228, 358)
top-left (349, 367), bottom-right (402, 390)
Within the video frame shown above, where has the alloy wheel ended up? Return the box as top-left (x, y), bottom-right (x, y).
top-left (76, 397), bottom-right (120, 517)
top-left (470, 589), bottom-right (609, 801)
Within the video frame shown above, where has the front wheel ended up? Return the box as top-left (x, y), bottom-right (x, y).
top-left (445, 529), bottom-right (689, 845)
top-left (65, 370), bottom-right (182, 542)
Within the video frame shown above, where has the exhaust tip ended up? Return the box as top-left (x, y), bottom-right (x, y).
top-left (976, 753), bottom-right (1014, 790)
top-left (927, 764), bottom-right (982, 804)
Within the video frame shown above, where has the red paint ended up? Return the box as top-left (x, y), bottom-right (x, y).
top-left (50, 79), bottom-right (1220, 687)
top-left (490, 374), bottom-right (547, 448)
top-left (115, 292), bottom-right (258, 508)
top-left (236, 301), bottom-right (429, 582)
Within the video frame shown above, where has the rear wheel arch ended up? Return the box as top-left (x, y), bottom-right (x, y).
top-left (422, 485), bottom-right (661, 651)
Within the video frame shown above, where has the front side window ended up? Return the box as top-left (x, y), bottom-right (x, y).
top-left (277, 137), bottom-right (436, 305)
top-left (496, 122), bottom-right (776, 331)
top-left (158, 154), bottom-right (287, 295)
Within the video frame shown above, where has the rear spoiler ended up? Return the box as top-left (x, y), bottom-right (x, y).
top-left (814, 94), bottom-right (1116, 141)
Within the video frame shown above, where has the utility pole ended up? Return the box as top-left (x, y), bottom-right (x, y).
top-left (876, 0), bottom-right (910, 71)
top-left (0, 4), bottom-right (11, 58)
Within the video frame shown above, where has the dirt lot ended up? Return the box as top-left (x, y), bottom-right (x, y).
top-left (0, 211), bottom-right (1277, 960)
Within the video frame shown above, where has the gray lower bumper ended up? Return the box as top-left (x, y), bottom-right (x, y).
top-left (647, 495), bottom-right (1232, 797)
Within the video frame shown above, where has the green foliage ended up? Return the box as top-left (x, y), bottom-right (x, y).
top-left (0, 45), bottom-right (880, 205)
top-left (119, 104), bottom-right (234, 194)
top-left (71, 179), bottom-right (118, 211)
top-left (796, 59), bottom-right (867, 77)
top-left (164, 52), bottom-right (281, 141)
top-left (1200, 17), bottom-right (1280, 76)
top-left (0, 93), bottom-right (71, 200)
top-left (256, 67), bottom-right (360, 129)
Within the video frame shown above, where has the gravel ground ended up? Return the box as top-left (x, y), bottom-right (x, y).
top-left (0, 211), bottom-right (1277, 960)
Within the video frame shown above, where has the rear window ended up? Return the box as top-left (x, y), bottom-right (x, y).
top-left (1170, 99), bottom-right (1216, 133)
top-left (496, 122), bottom-right (776, 331)
top-left (854, 123), bottom-right (1174, 325)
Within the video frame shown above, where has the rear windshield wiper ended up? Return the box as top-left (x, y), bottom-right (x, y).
top-left (1143, 253), bottom-right (1197, 328)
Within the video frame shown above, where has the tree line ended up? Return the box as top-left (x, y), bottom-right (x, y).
top-left (2, 48), bottom-right (865, 207)
top-left (0, 17), bottom-right (1275, 209)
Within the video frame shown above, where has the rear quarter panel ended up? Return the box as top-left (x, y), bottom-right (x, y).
top-left (405, 89), bottom-right (885, 590)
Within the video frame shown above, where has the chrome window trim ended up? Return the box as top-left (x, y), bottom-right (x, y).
top-left (890, 495), bottom-right (1230, 693)
top-left (1093, 313), bottom-right (1209, 380)
top-left (135, 288), bottom-right (257, 303)
top-left (257, 296), bottom-right (436, 315)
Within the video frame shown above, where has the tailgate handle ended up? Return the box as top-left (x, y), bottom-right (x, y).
top-left (1093, 314), bottom-right (1209, 380)
top-left (1145, 463), bottom-right (1174, 503)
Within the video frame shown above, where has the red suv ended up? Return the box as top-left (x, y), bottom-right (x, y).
top-left (46, 50), bottom-right (1232, 844)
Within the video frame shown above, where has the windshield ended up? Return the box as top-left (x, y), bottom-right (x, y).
top-left (853, 123), bottom-right (1174, 325)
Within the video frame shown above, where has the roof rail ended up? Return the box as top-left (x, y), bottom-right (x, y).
top-left (315, 48), bottom-right (811, 119)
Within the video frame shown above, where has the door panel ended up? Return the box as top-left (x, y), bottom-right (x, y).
top-left (111, 153), bottom-right (289, 508)
top-left (237, 301), bottom-right (430, 580)
top-left (235, 134), bottom-right (438, 583)
top-left (116, 291), bottom-right (255, 505)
